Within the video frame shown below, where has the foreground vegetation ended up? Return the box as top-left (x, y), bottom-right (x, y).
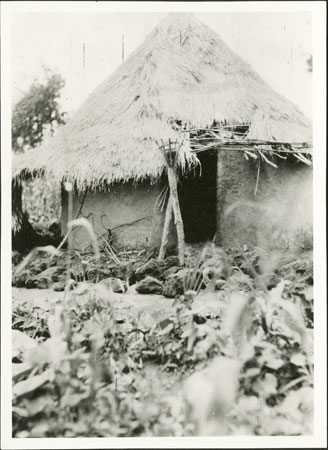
top-left (12, 243), bottom-right (313, 437)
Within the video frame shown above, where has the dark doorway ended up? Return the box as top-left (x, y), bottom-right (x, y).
top-left (178, 151), bottom-right (217, 243)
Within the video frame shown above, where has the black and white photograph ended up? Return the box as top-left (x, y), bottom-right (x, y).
top-left (1, 1), bottom-right (326, 448)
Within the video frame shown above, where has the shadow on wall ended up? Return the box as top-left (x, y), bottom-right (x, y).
top-left (223, 168), bottom-right (313, 251)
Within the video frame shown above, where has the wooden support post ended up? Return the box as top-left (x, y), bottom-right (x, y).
top-left (167, 167), bottom-right (185, 266)
top-left (67, 191), bottom-right (73, 247)
top-left (158, 196), bottom-right (173, 261)
top-left (64, 182), bottom-right (73, 280)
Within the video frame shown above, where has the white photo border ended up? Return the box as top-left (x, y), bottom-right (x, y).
top-left (1, 1), bottom-right (326, 448)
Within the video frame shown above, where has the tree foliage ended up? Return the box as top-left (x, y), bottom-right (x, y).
top-left (12, 68), bottom-right (66, 251)
top-left (12, 67), bottom-right (66, 153)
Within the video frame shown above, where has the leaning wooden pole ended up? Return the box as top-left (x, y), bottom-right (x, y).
top-left (158, 196), bottom-right (173, 261)
top-left (64, 181), bottom-right (74, 281)
top-left (158, 139), bottom-right (186, 264)
top-left (167, 167), bottom-right (185, 266)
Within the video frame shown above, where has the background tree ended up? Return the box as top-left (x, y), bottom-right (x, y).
top-left (12, 67), bottom-right (66, 251)
top-left (12, 67), bottom-right (66, 152)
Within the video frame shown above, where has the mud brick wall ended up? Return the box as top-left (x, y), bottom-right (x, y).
top-left (61, 180), bottom-right (175, 251)
top-left (61, 152), bottom-right (312, 252)
top-left (216, 150), bottom-right (313, 250)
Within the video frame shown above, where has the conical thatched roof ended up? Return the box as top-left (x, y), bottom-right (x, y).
top-left (13, 12), bottom-right (312, 189)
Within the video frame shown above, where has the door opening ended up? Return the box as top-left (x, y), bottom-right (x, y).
top-left (178, 151), bottom-right (217, 243)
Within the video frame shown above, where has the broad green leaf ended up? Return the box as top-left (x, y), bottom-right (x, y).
top-left (24, 394), bottom-right (54, 417)
top-left (29, 421), bottom-right (51, 437)
top-left (277, 300), bottom-right (307, 345)
top-left (60, 391), bottom-right (90, 408)
top-left (279, 386), bottom-right (313, 425)
top-left (238, 341), bottom-right (256, 362)
top-left (24, 346), bottom-right (49, 366)
top-left (138, 312), bottom-right (157, 331)
top-left (24, 336), bottom-right (67, 366)
top-left (12, 363), bottom-right (33, 381)
top-left (290, 353), bottom-right (307, 366)
top-left (265, 357), bottom-right (284, 370)
top-left (157, 323), bottom-right (174, 335)
top-left (235, 395), bottom-right (261, 413)
top-left (301, 286), bottom-right (313, 301)
top-left (242, 367), bottom-right (261, 378)
top-left (258, 346), bottom-right (284, 370)
top-left (181, 323), bottom-right (194, 339)
top-left (71, 282), bottom-right (91, 296)
top-left (268, 280), bottom-right (289, 305)
top-left (12, 406), bottom-right (28, 418)
top-left (183, 357), bottom-right (242, 433)
top-left (193, 336), bottom-right (216, 359)
top-left (42, 336), bottom-right (68, 365)
top-left (12, 330), bottom-right (38, 358)
top-left (157, 317), bottom-right (173, 330)
top-left (91, 331), bottom-right (105, 350)
top-left (13, 369), bottom-right (54, 398)
top-left (223, 292), bottom-right (250, 337)
top-left (253, 373), bottom-right (278, 398)
top-left (261, 414), bottom-right (304, 435)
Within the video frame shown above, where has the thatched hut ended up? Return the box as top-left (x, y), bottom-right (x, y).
top-left (13, 13), bottom-right (312, 254)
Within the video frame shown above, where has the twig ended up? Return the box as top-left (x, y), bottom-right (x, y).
top-left (244, 151), bottom-right (258, 160)
top-left (254, 159), bottom-right (261, 196)
top-left (111, 216), bottom-right (152, 232)
top-left (258, 150), bottom-right (278, 168)
top-left (52, 229), bottom-right (70, 256)
top-left (279, 375), bottom-right (309, 394)
top-left (99, 235), bottom-right (120, 264)
top-left (294, 153), bottom-right (312, 165)
top-left (75, 188), bottom-right (89, 218)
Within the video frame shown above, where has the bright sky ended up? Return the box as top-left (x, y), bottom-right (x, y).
top-left (11, 12), bottom-right (312, 118)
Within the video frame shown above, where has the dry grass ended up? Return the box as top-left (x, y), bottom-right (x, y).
top-left (13, 13), bottom-right (311, 189)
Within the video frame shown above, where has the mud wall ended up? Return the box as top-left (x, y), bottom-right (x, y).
top-left (61, 180), bottom-right (174, 251)
top-left (61, 153), bottom-right (312, 253)
top-left (216, 150), bottom-right (313, 251)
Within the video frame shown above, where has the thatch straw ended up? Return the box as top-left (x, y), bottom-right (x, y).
top-left (13, 13), bottom-right (312, 189)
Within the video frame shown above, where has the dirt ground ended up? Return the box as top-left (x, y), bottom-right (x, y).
top-left (12, 286), bottom-right (224, 319)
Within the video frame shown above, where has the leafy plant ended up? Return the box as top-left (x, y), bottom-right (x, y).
top-left (12, 67), bottom-right (66, 154)
top-left (12, 242), bottom-right (314, 437)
